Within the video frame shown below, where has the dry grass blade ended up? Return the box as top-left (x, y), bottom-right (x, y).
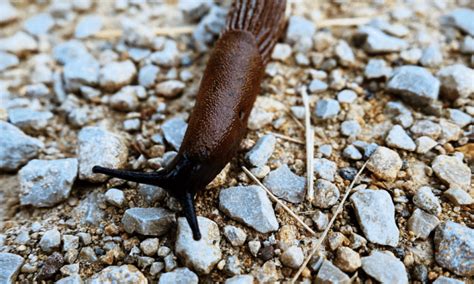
top-left (317, 17), bottom-right (371, 27)
top-left (242, 166), bottom-right (317, 237)
top-left (286, 109), bottom-right (305, 130)
top-left (94, 25), bottom-right (196, 39)
top-left (271, 132), bottom-right (305, 145)
top-left (300, 87), bottom-right (314, 203)
top-left (290, 160), bottom-right (369, 283)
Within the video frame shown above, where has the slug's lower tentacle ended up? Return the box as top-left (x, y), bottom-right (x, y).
top-left (181, 192), bottom-right (201, 240)
top-left (92, 166), bottom-right (167, 186)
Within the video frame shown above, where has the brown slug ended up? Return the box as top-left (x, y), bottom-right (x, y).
top-left (93, 0), bottom-right (287, 240)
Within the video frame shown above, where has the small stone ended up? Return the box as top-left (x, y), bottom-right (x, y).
top-left (258, 246), bottom-right (274, 262)
top-left (439, 119), bottom-right (462, 142)
top-left (0, 1), bottom-right (18, 24)
top-left (356, 26), bottom-right (408, 53)
top-left (37, 252), bottom-right (64, 281)
top-left (225, 274), bottom-right (254, 284)
top-left (313, 158), bottom-right (337, 182)
top-left (53, 40), bottom-right (89, 65)
top-left (410, 120), bottom-right (441, 139)
top-left (149, 39), bottom-right (180, 67)
top-left (339, 167), bottom-right (358, 181)
top-left (62, 235), bottom-right (79, 252)
top-left (19, 158), bottom-right (78, 207)
top-left (286, 16), bottom-right (315, 44)
top-left (351, 189), bottom-right (399, 246)
top-left (78, 126), bottom-right (128, 182)
top-left (337, 89), bottom-right (357, 103)
top-left (99, 60), bottom-right (137, 92)
top-left (138, 184), bottom-right (167, 205)
top-left (461, 36), bottom-right (474, 54)
top-left (140, 238), bottom-right (159, 256)
top-left (387, 65), bottom-right (440, 106)
top-left (122, 207), bottom-right (175, 236)
top-left (105, 188), bottom-right (125, 208)
top-left (434, 221), bottom-right (474, 276)
top-left (433, 276), bottom-right (465, 284)
top-left (365, 59), bottom-right (392, 79)
top-left (271, 43), bottom-right (292, 61)
top-left (420, 44), bottom-right (443, 67)
top-left (245, 134), bottom-right (276, 167)
top-left (219, 185), bottom-right (279, 233)
top-left (416, 136), bottom-right (438, 154)
top-left (308, 79), bottom-right (328, 94)
top-left (432, 155), bottom-right (471, 190)
top-left (263, 164), bottom-right (305, 204)
top-left (386, 125), bottom-right (416, 151)
top-left (445, 8), bottom-right (474, 36)
top-left (149, 262), bottom-right (164, 276)
top-left (162, 117), bottom-right (188, 150)
top-left (367, 146), bottom-right (402, 181)
top-left (444, 187), bottom-right (473, 206)
top-left (448, 109), bottom-right (471, 128)
top-left (413, 186), bottom-right (442, 215)
top-left (157, 246), bottom-right (171, 257)
top-left (224, 225), bottom-right (247, 247)
top-left (56, 274), bottom-right (83, 284)
top-left (407, 209), bottom-right (440, 240)
top-left (23, 13), bottom-right (55, 35)
top-left (155, 80), bottom-right (185, 98)
top-left (342, 145), bottom-right (362, 160)
top-left (334, 247), bottom-right (361, 273)
top-left (315, 260), bottom-right (350, 283)
top-left (163, 254), bottom-right (176, 272)
top-left (0, 51), bottom-right (18, 71)
top-left (335, 40), bottom-right (355, 66)
top-left (8, 108), bottom-right (53, 133)
top-left (318, 144), bottom-right (333, 157)
top-left (400, 48), bottom-right (422, 64)
top-left (312, 210), bottom-right (329, 231)
top-left (0, 31), bottom-right (38, 56)
top-left (312, 179), bottom-right (340, 209)
top-left (315, 99), bottom-right (340, 119)
top-left (63, 56), bottom-right (100, 91)
top-left (437, 64), bottom-right (474, 100)
top-left (341, 120), bottom-right (361, 137)
top-left (138, 65), bottom-right (159, 88)
top-left (248, 240), bottom-right (261, 257)
top-left (77, 233), bottom-right (92, 246)
top-left (361, 251), bottom-right (408, 284)
top-left (109, 86), bottom-right (143, 111)
top-left (40, 229), bottom-right (61, 252)
top-left (280, 246), bottom-right (304, 269)
top-left (75, 15), bottom-right (102, 38)
top-left (158, 267), bottom-right (198, 284)
top-left (0, 253), bottom-right (24, 283)
top-left (89, 265), bottom-right (147, 284)
top-left (248, 107), bottom-right (274, 129)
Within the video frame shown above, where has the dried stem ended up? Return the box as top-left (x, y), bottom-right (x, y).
top-left (317, 17), bottom-right (371, 28)
top-left (301, 87), bottom-right (314, 203)
top-left (94, 25), bottom-right (196, 39)
top-left (271, 132), bottom-right (305, 145)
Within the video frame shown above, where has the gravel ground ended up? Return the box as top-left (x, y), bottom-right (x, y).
top-left (0, 0), bottom-right (473, 283)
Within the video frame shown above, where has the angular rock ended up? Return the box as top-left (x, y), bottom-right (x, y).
top-left (225, 275), bottom-right (254, 284)
top-left (162, 117), bottom-right (188, 150)
top-left (176, 217), bottom-right (222, 274)
top-left (367, 146), bottom-right (402, 181)
top-left (433, 276), bottom-right (465, 284)
top-left (313, 179), bottom-right (340, 209)
top-left (445, 8), bottom-right (474, 36)
top-left (437, 64), bottom-right (474, 100)
top-left (361, 251), bottom-right (408, 284)
top-left (63, 56), bottom-right (99, 91)
top-left (341, 120), bottom-right (361, 137)
top-left (89, 265), bottom-right (147, 284)
top-left (365, 58), bottom-right (392, 79)
top-left (335, 40), bottom-right (355, 66)
top-left (245, 134), bottom-right (276, 167)
top-left (122, 207), bottom-right (176, 236)
top-left (342, 145), bottom-right (362, 160)
top-left (156, 80), bottom-right (185, 98)
top-left (308, 79), bottom-right (328, 94)
top-left (408, 209), bottom-right (440, 240)
top-left (337, 89), bottom-right (357, 104)
top-left (334, 247), bottom-right (361, 273)
top-left (444, 187), bottom-right (473, 206)
top-left (56, 274), bottom-right (83, 284)
top-left (263, 164), bottom-right (305, 203)
top-left (448, 109), bottom-right (471, 128)
top-left (19, 158), bottom-right (78, 207)
top-left (416, 136), bottom-right (437, 154)
top-left (461, 36), bottom-right (474, 54)
top-left (53, 40), bottom-right (89, 65)
top-left (315, 260), bottom-right (350, 284)
top-left (286, 16), bottom-right (315, 44)
top-left (271, 43), bottom-right (292, 61)
top-left (0, 1), bottom-right (18, 24)
top-left (0, 253), bottom-right (24, 284)
top-left (223, 225), bottom-right (247, 247)
top-left (410, 120), bottom-right (441, 139)
top-left (356, 26), bottom-right (408, 54)
top-left (8, 108), bottom-right (53, 134)
top-left (0, 51), bottom-right (19, 71)
top-left (219, 185), bottom-right (278, 233)
top-left (313, 158), bottom-right (337, 182)
top-left (99, 60), bottom-right (137, 91)
top-left (149, 39), bottom-right (180, 67)
top-left (315, 99), bottom-right (340, 119)
top-left (432, 155), bottom-right (471, 190)
top-left (138, 64), bottom-right (159, 87)
top-left (75, 15), bottom-right (102, 38)
top-left (23, 13), bottom-right (55, 35)
top-left (413, 186), bottom-right (442, 215)
top-left (386, 125), bottom-right (416, 151)
top-left (109, 86), bottom-right (143, 112)
top-left (105, 188), bottom-right (125, 208)
top-left (39, 228), bottom-right (61, 252)
top-left (158, 267), bottom-right (198, 284)
top-left (420, 44), bottom-right (443, 67)
top-left (351, 189), bottom-right (399, 246)
top-left (0, 31), bottom-right (38, 56)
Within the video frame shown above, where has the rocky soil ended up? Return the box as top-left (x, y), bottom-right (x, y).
top-left (0, 0), bottom-right (473, 283)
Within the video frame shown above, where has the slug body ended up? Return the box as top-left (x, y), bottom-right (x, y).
top-left (93, 0), bottom-right (286, 240)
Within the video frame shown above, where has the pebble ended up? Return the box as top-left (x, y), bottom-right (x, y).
top-left (342, 145), bottom-right (362, 160)
top-left (0, 1), bottom-right (18, 24)
top-left (271, 43), bottom-right (292, 61)
top-left (315, 98), bottom-right (340, 119)
top-left (37, 252), bottom-right (64, 281)
top-left (315, 260), bottom-right (350, 283)
top-left (39, 228), bottom-right (61, 252)
top-left (192, 5), bottom-right (227, 51)
top-left (62, 235), bottom-right (79, 252)
top-left (335, 40), bottom-right (355, 66)
top-left (99, 60), bottom-right (137, 91)
top-left (285, 15), bottom-right (315, 44)
top-left (400, 48), bottom-right (422, 64)
top-left (150, 39), bottom-right (180, 67)
top-left (89, 265), bottom-right (147, 284)
top-left (410, 120), bottom-right (441, 139)
top-left (63, 56), bottom-right (100, 91)
top-left (433, 276), bottom-right (465, 284)
top-left (53, 40), bottom-right (89, 65)
top-left (361, 251), bottom-right (408, 284)
top-left (162, 117), bottom-right (188, 150)
top-left (245, 134), bottom-right (276, 167)
top-left (434, 221), bottom-right (474, 276)
top-left (312, 210), bottom-right (329, 231)
top-left (386, 125), bottom-right (416, 151)
top-left (225, 274), bottom-right (254, 284)
top-left (158, 267), bottom-right (198, 284)
top-left (78, 126), bottom-right (128, 182)
top-left (56, 274), bottom-right (83, 284)
top-left (413, 186), bottom-right (442, 215)
top-left (445, 8), bottom-right (474, 36)
top-left (313, 158), bottom-right (337, 182)
top-left (340, 120), bottom-right (361, 137)
top-left (387, 65), bottom-right (440, 106)
top-left (337, 89), bottom-right (357, 104)
top-left (248, 107), bottom-right (274, 129)
top-left (140, 238), bottom-right (159, 256)
top-left (351, 189), bottom-right (399, 246)
top-left (8, 108), bottom-right (54, 133)
top-left (75, 15), bottom-right (102, 38)
top-left (416, 136), bottom-right (437, 154)
top-left (138, 65), bottom-right (159, 88)
top-left (365, 58), bottom-right (392, 79)
top-left (461, 36), bottom-right (474, 54)
top-left (0, 121), bottom-right (44, 172)
top-left (448, 109), bottom-right (471, 128)
top-left (109, 86), bottom-right (143, 111)
top-left (248, 240), bottom-right (261, 257)
top-left (444, 187), bottom-right (473, 206)
top-left (439, 119), bottom-right (462, 142)
top-left (105, 188), bottom-right (125, 208)
top-left (0, 51), bottom-right (19, 71)
top-left (308, 79), bottom-right (328, 94)
top-left (407, 208), bottom-right (440, 240)
top-left (19, 158), bottom-right (78, 207)
top-left (122, 207), bottom-right (176, 236)
top-left (420, 44), bottom-right (443, 67)
top-left (23, 13), bottom-right (55, 35)
top-left (367, 146), bottom-right (402, 181)
top-left (138, 184), bottom-right (166, 205)
top-left (223, 225), bottom-right (247, 247)
top-left (219, 185), bottom-right (279, 233)
top-left (0, 31), bottom-right (38, 56)
top-left (356, 26), bottom-right (408, 53)
top-left (318, 144), bottom-right (333, 157)
top-left (312, 179), bottom-right (340, 209)
top-left (155, 80), bottom-right (185, 98)
top-left (149, 262), bottom-right (164, 276)
top-left (263, 164), bottom-right (305, 203)
top-left (0, 253), bottom-right (24, 283)
top-left (432, 155), bottom-right (471, 190)
top-left (280, 246), bottom-right (304, 269)
top-left (437, 64), bottom-right (474, 100)
top-left (334, 247), bottom-right (361, 273)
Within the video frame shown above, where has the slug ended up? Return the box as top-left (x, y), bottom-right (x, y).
top-left (93, 0), bottom-right (287, 240)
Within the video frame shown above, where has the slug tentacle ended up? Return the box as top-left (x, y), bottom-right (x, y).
top-left (92, 166), bottom-right (168, 187)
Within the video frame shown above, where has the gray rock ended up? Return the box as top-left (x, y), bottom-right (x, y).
top-left (335, 40), bottom-right (355, 66)
top-left (99, 60), bottom-right (137, 91)
top-left (89, 265), bottom-right (147, 284)
top-left (334, 247), bottom-right (361, 273)
top-left (158, 267), bottom-right (198, 284)
top-left (280, 246), bottom-right (304, 269)
top-left (400, 48), bottom-right (422, 64)
top-left (315, 260), bottom-right (350, 284)
top-left (341, 120), bottom-right (361, 137)
top-left (318, 144), bottom-right (333, 157)
top-left (361, 251), bottom-right (408, 284)
top-left (223, 225), bottom-right (247, 247)
top-left (315, 99), bottom-right (340, 119)
top-left (72, 192), bottom-right (105, 226)
top-left (150, 39), bottom-right (180, 67)
top-left (62, 235), bottom-right (79, 252)
top-left (434, 221), bottom-right (474, 276)
top-left (0, 121), bottom-right (44, 172)
top-left (313, 158), bottom-right (337, 181)
top-left (263, 164), bottom-right (305, 204)
top-left (25, 83), bottom-right (50, 97)
top-left (105, 188), bottom-right (125, 208)
top-left (337, 89), bottom-right (357, 104)
top-left (23, 13), bottom-right (55, 35)
top-left (138, 184), bottom-right (167, 205)
top-left (437, 64), bottom-right (474, 100)
top-left (140, 238), bottom-right (159, 256)
top-left (313, 179), bottom-right (340, 208)
top-left (39, 228), bottom-right (61, 252)
top-left (245, 134), bottom-right (276, 167)
top-left (122, 207), bottom-right (176, 236)
top-left (416, 136), bottom-right (438, 154)
top-left (448, 109), bottom-right (471, 128)
top-left (444, 187), bottom-right (473, 206)
top-left (0, 253), bottom-right (24, 283)
top-left (0, 51), bottom-right (19, 71)
top-left (248, 240), bottom-right (261, 257)
top-left (367, 146), bottom-right (402, 181)
top-left (63, 56), bottom-right (99, 91)
top-left (248, 107), bottom-right (273, 130)
top-left (156, 80), bottom-right (185, 98)
top-left (75, 15), bottom-right (102, 38)
top-left (445, 8), bottom-right (474, 36)
top-left (420, 44), bottom-right (443, 67)
top-left (408, 209), bottom-right (440, 240)
top-left (413, 186), bottom-right (441, 215)
top-left (225, 275), bottom-right (254, 284)
top-left (55, 274), bottom-right (83, 284)
top-left (109, 86), bottom-right (144, 111)
top-left (178, 0), bottom-right (212, 22)
top-left (356, 26), bottom-right (408, 54)
top-left (439, 119), bottom-right (462, 142)
top-left (365, 59), bottom-right (392, 79)
top-left (351, 189), bottom-right (399, 246)
top-left (433, 276), bottom-right (465, 284)
top-left (461, 36), bottom-right (474, 54)
top-left (432, 155), bottom-right (471, 190)
top-left (410, 120), bottom-right (441, 139)
top-left (192, 5), bottom-right (227, 51)
top-left (78, 126), bottom-right (128, 182)
top-left (53, 40), bottom-right (89, 65)
top-left (0, 1), bottom-right (18, 24)
top-left (138, 65), bottom-right (159, 88)
top-left (308, 79), bottom-right (328, 94)
top-left (162, 117), bottom-right (188, 150)
top-left (8, 108), bottom-right (53, 134)
top-left (286, 16), bottom-right (315, 44)
top-left (176, 217), bottom-right (222, 274)
top-left (219, 185), bottom-right (279, 233)
top-left (19, 158), bottom-right (78, 207)
top-left (342, 145), bottom-right (362, 160)
top-left (120, 19), bottom-right (155, 48)
top-left (312, 210), bottom-right (329, 231)
top-left (386, 125), bottom-right (416, 151)
top-left (0, 31), bottom-right (38, 56)
top-left (387, 65), bottom-right (440, 106)
top-left (123, 119), bottom-right (141, 132)
top-left (271, 43), bottom-right (292, 61)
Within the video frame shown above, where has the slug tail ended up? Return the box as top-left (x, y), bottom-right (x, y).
top-left (92, 166), bottom-right (167, 187)
top-left (225, 0), bottom-right (287, 64)
top-left (181, 192), bottom-right (201, 240)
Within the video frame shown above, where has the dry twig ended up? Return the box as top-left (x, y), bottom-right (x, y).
top-left (271, 132), bottom-right (305, 145)
top-left (301, 87), bottom-right (314, 203)
top-left (94, 25), bottom-right (196, 39)
top-left (317, 17), bottom-right (371, 28)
